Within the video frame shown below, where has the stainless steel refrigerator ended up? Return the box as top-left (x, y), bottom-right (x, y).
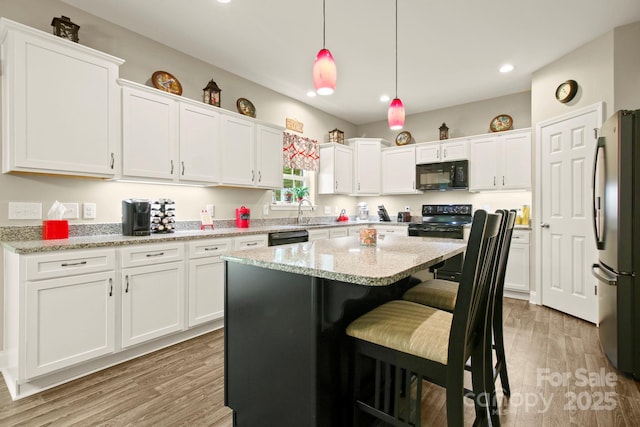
top-left (592, 109), bottom-right (640, 379)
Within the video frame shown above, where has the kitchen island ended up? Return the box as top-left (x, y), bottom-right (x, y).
top-left (222, 235), bottom-right (465, 427)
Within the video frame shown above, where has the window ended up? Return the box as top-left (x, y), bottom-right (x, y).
top-left (271, 167), bottom-right (312, 207)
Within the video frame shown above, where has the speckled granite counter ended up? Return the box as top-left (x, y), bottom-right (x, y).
top-left (222, 235), bottom-right (465, 286)
top-left (1, 221), bottom-right (410, 254)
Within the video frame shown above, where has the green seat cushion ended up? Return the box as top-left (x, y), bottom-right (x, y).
top-left (402, 279), bottom-right (459, 312)
top-left (346, 300), bottom-right (452, 364)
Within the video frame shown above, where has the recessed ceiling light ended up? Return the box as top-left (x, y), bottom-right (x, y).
top-left (380, 95), bottom-right (390, 102)
top-left (217, 0), bottom-right (231, 3)
top-left (499, 64), bottom-right (514, 73)
top-left (307, 90), bottom-right (317, 97)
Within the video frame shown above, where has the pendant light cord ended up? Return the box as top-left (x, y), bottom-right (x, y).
top-left (322, 0), bottom-right (326, 49)
top-left (395, 0), bottom-right (398, 98)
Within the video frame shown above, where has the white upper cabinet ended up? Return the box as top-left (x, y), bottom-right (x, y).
top-left (415, 139), bottom-right (468, 164)
top-left (255, 124), bottom-right (284, 188)
top-left (179, 102), bottom-right (221, 184)
top-left (0, 18), bottom-right (124, 178)
top-left (121, 80), bottom-right (222, 185)
top-left (347, 138), bottom-right (389, 195)
top-left (381, 146), bottom-right (419, 194)
top-left (318, 144), bottom-right (353, 194)
top-left (220, 115), bottom-right (283, 189)
top-left (469, 129), bottom-right (531, 191)
top-left (122, 84), bottom-right (178, 181)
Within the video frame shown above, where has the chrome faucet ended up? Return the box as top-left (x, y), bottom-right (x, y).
top-left (297, 198), bottom-right (315, 224)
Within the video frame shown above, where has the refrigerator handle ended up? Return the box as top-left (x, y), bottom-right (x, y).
top-left (592, 263), bottom-right (617, 286)
top-left (592, 137), bottom-right (606, 250)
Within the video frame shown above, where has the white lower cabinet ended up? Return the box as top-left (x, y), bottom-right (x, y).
top-left (504, 230), bottom-right (530, 293)
top-left (308, 229), bottom-right (330, 241)
top-left (233, 234), bottom-right (268, 250)
top-left (373, 224), bottom-right (408, 237)
top-left (25, 271), bottom-right (116, 378)
top-left (329, 228), bottom-right (348, 238)
top-left (187, 238), bottom-right (232, 327)
top-left (120, 243), bottom-right (185, 348)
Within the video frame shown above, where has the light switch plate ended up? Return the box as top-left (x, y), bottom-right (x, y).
top-left (8, 202), bottom-right (42, 219)
top-left (62, 203), bottom-right (79, 219)
top-left (83, 203), bottom-right (97, 219)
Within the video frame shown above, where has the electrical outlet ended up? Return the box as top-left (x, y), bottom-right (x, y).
top-left (206, 204), bottom-right (215, 217)
top-left (405, 205), bottom-right (411, 212)
top-left (83, 203), bottom-right (97, 219)
top-left (263, 204), bottom-right (269, 215)
top-left (8, 202), bottom-right (42, 219)
top-left (62, 203), bottom-right (79, 219)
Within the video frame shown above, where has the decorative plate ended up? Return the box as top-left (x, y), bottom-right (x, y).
top-left (151, 71), bottom-right (182, 95)
top-left (395, 130), bottom-right (412, 146)
top-left (490, 114), bottom-right (513, 132)
top-left (236, 98), bottom-right (256, 118)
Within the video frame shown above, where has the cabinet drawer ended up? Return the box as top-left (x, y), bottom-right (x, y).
top-left (120, 243), bottom-right (184, 268)
top-left (233, 235), bottom-right (268, 250)
top-left (373, 225), bottom-right (408, 236)
top-left (187, 238), bottom-right (233, 259)
top-left (511, 230), bottom-right (530, 244)
top-left (25, 249), bottom-right (115, 281)
top-left (329, 228), bottom-right (348, 239)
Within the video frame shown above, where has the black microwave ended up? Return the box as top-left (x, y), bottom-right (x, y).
top-left (416, 160), bottom-right (468, 191)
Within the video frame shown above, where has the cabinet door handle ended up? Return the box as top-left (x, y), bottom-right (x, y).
top-left (204, 247), bottom-right (220, 251)
top-left (110, 153), bottom-right (115, 169)
top-left (251, 170), bottom-right (255, 182)
top-left (335, 181), bottom-right (338, 190)
top-left (181, 161), bottom-right (185, 176)
top-left (145, 252), bottom-right (165, 257)
top-left (443, 148), bottom-right (447, 158)
top-left (170, 160), bottom-right (174, 175)
top-left (358, 182), bottom-right (360, 191)
top-left (493, 176), bottom-right (496, 186)
top-left (246, 242), bottom-right (258, 246)
top-left (258, 171), bottom-right (262, 183)
top-left (109, 278), bottom-right (113, 297)
top-left (61, 261), bottom-right (87, 267)
top-left (125, 275), bottom-right (129, 293)
top-left (502, 176), bottom-right (505, 186)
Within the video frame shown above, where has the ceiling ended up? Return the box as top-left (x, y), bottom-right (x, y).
top-left (61, 0), bottom-right (640, 125)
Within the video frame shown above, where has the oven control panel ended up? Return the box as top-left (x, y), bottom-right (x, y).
top-left (421, 204), bottom-right (472, 216)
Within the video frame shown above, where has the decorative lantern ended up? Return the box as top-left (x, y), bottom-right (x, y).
top-left (328, 128), bottom-right (344, 144)
top-left (51, 16), bottom-right (80, 43)
top-left (202, 80), bottom-right (221, 107)
top-left (439, 122), bottom-right (449, 140)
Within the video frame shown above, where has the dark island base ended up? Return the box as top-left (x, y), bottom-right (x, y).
top-left (224, 262), bottom-right (419, 427)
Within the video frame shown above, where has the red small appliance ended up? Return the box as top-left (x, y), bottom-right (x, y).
top-left (235, 206), bottom-right (250, 228)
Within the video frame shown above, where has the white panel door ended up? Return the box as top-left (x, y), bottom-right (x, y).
top-left (25, 272), bottom-right (115, 378)
top-left (220, 114), bottom-right (255, 186)
top-left (255, 124), bottom-right (283, 189)
top-left (540, 107), bottom-right (600, 323)
top-left (188, 257), bottom-right (225, 326)
top-left (122, 87), bottom-right (178, 180)
top-left (501, 132), bottom-right (531, 190)
top-left (121, 262), bottom-right (185, 348)
top-left (179, 103), bottom-right (220, 184)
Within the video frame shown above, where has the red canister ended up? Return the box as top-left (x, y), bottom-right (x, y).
top-left (235, 206), bottom-right (250, 228)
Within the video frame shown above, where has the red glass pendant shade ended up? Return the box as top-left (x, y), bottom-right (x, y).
top-left (313, 48), bottom-right (336, 95)
top-left (388, 97), bottom-right (405, 130)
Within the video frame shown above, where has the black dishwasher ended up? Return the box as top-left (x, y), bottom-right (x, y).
top-left (268, 230), bottom-right (309, 246)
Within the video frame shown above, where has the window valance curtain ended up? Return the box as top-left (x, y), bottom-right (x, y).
top-left (282, 132), bottom-right (319, 172)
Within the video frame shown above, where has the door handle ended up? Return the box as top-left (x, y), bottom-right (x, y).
top-left (540, 223), bottom-right (550, 228)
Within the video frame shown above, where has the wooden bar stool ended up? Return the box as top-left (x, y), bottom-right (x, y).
top-left (403, 209), bottom-right (516, 399)
top-left (346, 210), bottom-right (503, 427)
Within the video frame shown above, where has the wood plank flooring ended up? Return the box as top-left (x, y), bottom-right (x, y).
top-left (1, 298), bottom-right (639, 426)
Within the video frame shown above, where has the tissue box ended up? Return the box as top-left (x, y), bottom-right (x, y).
top-left (42, 220), bottom-right (69, 240)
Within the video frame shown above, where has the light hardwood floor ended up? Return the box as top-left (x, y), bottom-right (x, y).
top-left (1, 298), bottom-right (639, 426)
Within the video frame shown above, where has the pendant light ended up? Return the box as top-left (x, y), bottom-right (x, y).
top-left (313, 0), bottom-right (336, 95)
top-left (388, 0), bottom-right (405, 130)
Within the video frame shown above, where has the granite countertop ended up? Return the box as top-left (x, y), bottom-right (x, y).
top-left (221, 235), bottom-right (466, 286)
top-left (0, 221), bottom-right (409, 255)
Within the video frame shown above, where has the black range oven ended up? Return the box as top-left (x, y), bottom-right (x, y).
top-left (408, 204), bottom-right (472, 281)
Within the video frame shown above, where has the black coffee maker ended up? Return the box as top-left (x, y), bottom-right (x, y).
top-left (122, 199), bottom-right (151, 236)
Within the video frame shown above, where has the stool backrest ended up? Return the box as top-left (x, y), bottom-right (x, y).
top-left (448, 210), bottom-right (503, 366)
